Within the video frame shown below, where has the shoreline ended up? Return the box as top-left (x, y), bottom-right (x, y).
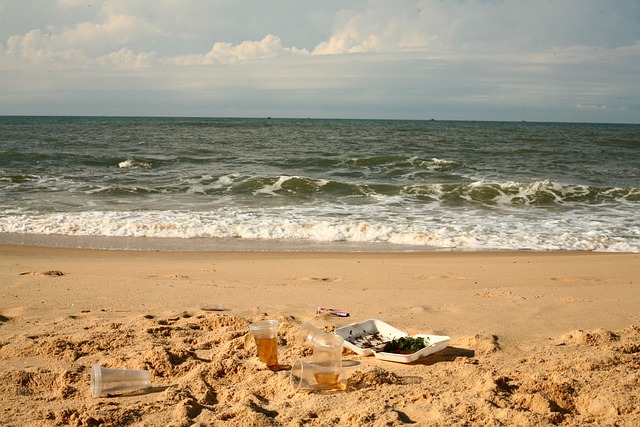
top-left (2, 232), bottom-right (637, 253)
top-left (0, 232), bottom-right (454, 253)
top-left (1, 244), bottom-right (639, 425)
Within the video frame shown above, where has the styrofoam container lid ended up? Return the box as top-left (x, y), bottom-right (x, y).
top-left (335, 318), bottom-right (450, 362)
top-left (334, 319), bottom-right (408, 356)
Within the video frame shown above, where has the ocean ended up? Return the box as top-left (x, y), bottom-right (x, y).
top-left (0, 116), bottom-right (638, 252)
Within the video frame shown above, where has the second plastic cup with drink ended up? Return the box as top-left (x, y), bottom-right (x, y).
top-left (249, 319), bottom-right (280, 369)
top-left (311, 332), bottom-right (344, 368)
top-left (290, 359), bottom-right (348, 392)
top-left (290, 330), bottom-right (347, 392)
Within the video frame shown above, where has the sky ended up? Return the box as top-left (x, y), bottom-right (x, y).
top-left (1, 0), bottom-right (639, 123)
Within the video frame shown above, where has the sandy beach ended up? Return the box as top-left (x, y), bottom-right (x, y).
top-left (1, 245), bottom-right (639, 426)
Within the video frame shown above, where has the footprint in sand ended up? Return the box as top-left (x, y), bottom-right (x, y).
top-left (411, 304), bottom-right (463, 314)
top-left (19, 270), bottom-right (66, 276)
top-left (417, 274), bottom-right (471, 281)
top-left (1, 306), bottom-right (28, 318)
top-left (557, 297), bottom-right (591, 304)
top-left (42, 270), bottom-right (66, 276)
top-left (474, 290), bottom-right (525, 299)
top-left (549, 276), bottom-right (604, 285)
top-left (454, 333), bottom-right (501, 354)
top-left (557, 328), bottom-right (619, 346)
top-left (289, 277), bottom-right (340, 282)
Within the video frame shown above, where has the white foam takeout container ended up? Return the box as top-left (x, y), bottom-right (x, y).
top-left (334, 318), bottom-right (450, 363)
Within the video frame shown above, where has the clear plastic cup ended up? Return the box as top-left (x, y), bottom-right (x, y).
top-left (311, 332), bottom-right (344, 369)
top-left (290, 359), bottom-right (347, 392)
top-left (91, 364), bottom-right (151, 397)
top-left (299, 322), bottom-right (324, 347)
top-left (248, 319), bottom-right (279, 369)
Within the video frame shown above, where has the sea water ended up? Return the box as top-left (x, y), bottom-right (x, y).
top-left (0, 116), bottom-right (638, 252)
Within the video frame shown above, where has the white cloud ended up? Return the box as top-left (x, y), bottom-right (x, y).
top-left (3, 12), bottom-right (161, 69)
top-left (57, 0), bottom-right (96, 6)
top-left (96, 47), bottom-right (156, 70)
top-left (576, 103), bottom-right (609, 110)
top-left (0, 1), bottom-right (639, 122)
top-left (166, 34), bottom-right (309, 66)
top-left (52, 14), bottom-right (159, 51)
top-left (312, 0), bottom-right (640, 55)
top-left (313, 2), bottom-right (438, 55)
top-left (5, 28), bottom-right (89, 67)
top-left (203, 34), bottom-right (308, 65)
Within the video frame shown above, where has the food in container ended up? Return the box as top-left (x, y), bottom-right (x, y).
top-left (335, 319), bottom-right (450, 363)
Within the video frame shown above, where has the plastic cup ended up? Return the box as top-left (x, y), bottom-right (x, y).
top-left (91, 364), bottom-right (151, 397)
top-left (311, 332), bottom-right (344, 369)
top-left (299, 322), bottom-right (324, 347)
top-left (249, 319), bottom-right (279, 369)
top-left (290, 359), bottom-right (347, 392)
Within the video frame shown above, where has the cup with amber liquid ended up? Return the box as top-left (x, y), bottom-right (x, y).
top-left (249, 319), bottom-right (279, 369)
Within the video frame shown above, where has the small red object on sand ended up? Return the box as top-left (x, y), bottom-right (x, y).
top-left (316, 307), bottom-right (350, 317)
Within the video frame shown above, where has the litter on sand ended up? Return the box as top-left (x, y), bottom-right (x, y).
top-left (316, 307), bottom-right (350, 317)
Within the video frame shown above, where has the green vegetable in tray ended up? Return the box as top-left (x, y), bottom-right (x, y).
top-left (382, 336), bottom-right (429, 354)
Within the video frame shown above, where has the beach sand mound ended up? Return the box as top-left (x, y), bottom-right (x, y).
top-left (1, 311), bottom-right (639, 426)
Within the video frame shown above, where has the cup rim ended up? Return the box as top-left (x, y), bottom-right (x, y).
top-left (289, 358), bottom-right (305, 391)
top-left (249, 319), bottom-right (279, 330)
top-left (90, 364), bottom-right (103, 397)
top-left (249, 319), bottom-right (280, 331)
top-left (311, 332), bottom-right (344, 348)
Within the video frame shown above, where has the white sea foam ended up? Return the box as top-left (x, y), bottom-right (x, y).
top-left (254, 176), bottom-right (293, 195)
top-left (216, 175), bottom-right (236, 186)
top-left (430, 157), bottom-right (455, 165)
top-left (118, 160), bottom-right (134, 168)
top-left (1, 207), bottom-right (637, 252)
top-left (118, 159), bottom-right (151, 169)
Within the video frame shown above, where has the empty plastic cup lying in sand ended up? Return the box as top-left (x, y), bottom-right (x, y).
top-left (290, 359), bottom-right (347, 392)
top-left (249, 319), bottom-right (279, 369)
top-left (299, 322), bottom-right (324, 347)
top-left (91, 364), bottom-right (152, 397)
top-left (311, 332), bottom-right (344, 370)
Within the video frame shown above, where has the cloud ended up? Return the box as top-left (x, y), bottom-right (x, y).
top-left (204, 34), bottom-right (301, 64)
top-left (52, 14), bottom-right (159, 52)
top-left (0, 1), bottom-right (639, 122)
top-left (161, 35), bottom-right (310, 67)
top-left (169, 34), bottom-right (310, 66)
top-left (312, 0), bottom-right (640, 54)
top-left (575, 103), bottom-right (609, 110)
top-left (313, 4), bottom-right (430, 54)
top-left (57, 0), bottom-right (95, 6)
top-left (5, 1), bottom-right (639, 61)
top-left (3, 12), bottom-right (161, 70)
top-left (4, 28), bottom-right (88, 67)
top-left (96, 47), bottom-right (156, 70)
